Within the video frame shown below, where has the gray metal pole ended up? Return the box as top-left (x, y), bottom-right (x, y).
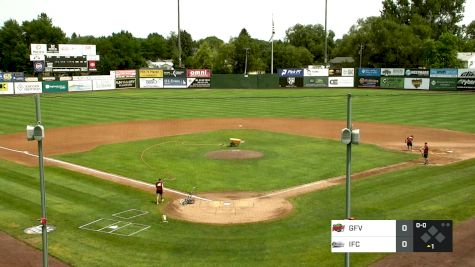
top-left (324, 0), bottom-right (328, 66)
top-left (244, 48), bottom-right (249, 75)
top-left (345, 93), bottom-right (352, 267)
top-left (35, 94), bottom-right (48, 267)
top-left (177, 0), bottom-right (182, 68)
top-left (271, 39), bottom-right (274, 74)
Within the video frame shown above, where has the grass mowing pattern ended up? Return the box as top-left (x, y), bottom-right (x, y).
top-left (0, 89), bottom-right (474, 134)
top-left (55, 130), bottom-right (416, 192)
top-left (0, 157), bottom-right (474, 266)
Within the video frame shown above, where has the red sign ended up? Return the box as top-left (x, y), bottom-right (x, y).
top-left (88, 61), bottom-right (97, 71)
top-left (187, 69), bottom-right (212, 78)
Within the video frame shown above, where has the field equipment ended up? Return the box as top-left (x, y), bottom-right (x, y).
top-left (229, 138), bottom-right (244, 147)
top-left (180, 187), bottom-right (196, 206)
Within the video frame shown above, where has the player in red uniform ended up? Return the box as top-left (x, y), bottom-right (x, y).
top-left (421, 142), bottom-right (429, 165)
top-left (155, 179), bottom-right (164, 204)
top-left (405, 135), bottom-right (414, 151)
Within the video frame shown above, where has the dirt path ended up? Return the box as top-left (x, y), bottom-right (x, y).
top-left (1, 118), bottom-right (475, 266)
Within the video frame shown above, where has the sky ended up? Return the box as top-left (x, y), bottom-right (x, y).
top-left (1, 0), bottom-right (474, 42)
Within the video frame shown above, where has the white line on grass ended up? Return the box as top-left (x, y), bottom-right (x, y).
top-left (112, 209), bottom-right (149, 219)
top-left (108, 222), bottom-right (132, 233)
top-left (0, 146), bottom-right (212, 202)
top-left (78, 218), bottom-right (105, 229)
top-left (126, 225), bottom-right (151, 237)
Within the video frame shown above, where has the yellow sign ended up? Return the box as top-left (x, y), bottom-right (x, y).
top-left (139, 69), bottom-right (163, 78)
top-left (0, 83), bottom-right (8, 91)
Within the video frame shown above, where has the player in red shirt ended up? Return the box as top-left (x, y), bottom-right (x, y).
top-left (155, 179), bottom-right (164, 204)
top-left (405, 135), bottom-right (414, 151)
top-left (421, 142), bottom-right (429, 165)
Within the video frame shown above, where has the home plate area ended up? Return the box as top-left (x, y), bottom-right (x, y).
top-left (79, 210), bottom-right (151, 236)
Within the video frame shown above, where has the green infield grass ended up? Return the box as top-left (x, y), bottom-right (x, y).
top-left (0, 156), bottom-right (474, 267)
top-left (55, 129), bottom-right (417, 192)
top-left (0, 89), bottom-right (474, 134)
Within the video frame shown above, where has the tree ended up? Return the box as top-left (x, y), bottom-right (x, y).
top-left (190, 41), bottom-right (214, 69)
top-left (422, 33), bottom-right (461, 67)
top-left (285, 24), bottom-right (335, 64)
top-left (168, 30), bottom-right (195, 67)
top-left (273, 42), bottom-right (313, 69)
top-left (0, 19), bottom-right (30, 72)
top-left (141, 33), bottom-right (170, 61)
top-left (22, 13), bottom-right (66, 44)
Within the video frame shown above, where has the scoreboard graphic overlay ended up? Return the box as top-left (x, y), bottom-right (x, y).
top-left (331, 220), bottom-right (452, 253)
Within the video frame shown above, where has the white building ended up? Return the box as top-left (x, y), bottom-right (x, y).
top-left (457, 52), bottom-right (475, 68)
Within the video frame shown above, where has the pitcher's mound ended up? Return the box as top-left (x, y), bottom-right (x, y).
top-left (206, 150), bottom-right (263, 160)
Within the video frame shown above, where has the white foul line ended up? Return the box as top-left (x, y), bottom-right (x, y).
top-left (0, 145), bottom-right (212, 202)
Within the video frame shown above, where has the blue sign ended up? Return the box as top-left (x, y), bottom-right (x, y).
top-left (430, 69), bottom-right (457, 78)
top-left (33, 61), bottom-right (45, 73)
top-left (0, 73), bottom-right (3, 82)
top-left (358, 68), bottom-right (381, 77)
top-left (278, 68), bottom-right (304, 77)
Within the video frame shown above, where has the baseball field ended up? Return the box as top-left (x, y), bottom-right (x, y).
top-left (0, 88), bottom-right (475, 266)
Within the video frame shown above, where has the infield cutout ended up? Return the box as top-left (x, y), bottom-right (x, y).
top-left (112, 209), bottom-right (149, 219)
top-left (79, 218), bottom-right (150, 236)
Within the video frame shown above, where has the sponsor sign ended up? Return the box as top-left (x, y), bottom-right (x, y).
top-left (405, 69), bottom-right (430, 77)
top-left (140, 78), bottom-right (164, 88)
top-left (430, 69), bottom-right (458, 78)
top-left (14, 82), bottom-right (42, 94)
top-left (68, 80), bottom-right (92, 91)
top-left (429, 78), bottom-right (457, 90)
top-left (358, 77), bottom-right (380, 88)
top-left (25, 77), bottom-right (39, 82)
top-left (164, 69), bottom-right (186, 78)
top-left (116, 78), bottom-right (136, 88)
top-left (303, 77), bottom-right (328, 87)
top-left (93, 79), bottom-right (116, 91)
top-left (279, 77), bottom-right (304, 87)
top-left (139, 69), bottom-right (164, 78)
top-left (380, 68), bottom-right (405, 76)
top-left (59, 44), bottom-right (97, 56)
top-left (304, 68), bottom-right (328, 77)
top-left (457, 78), bottom-right (475, 89)
top-left (42, 81), bottom-right (68, 93)
top-left (342, 68), bottom-right (355, 77)
top-left (278, 68), bottom-right (304, 77)
top-left (33, 61), bottom-right (45, 73)
top-left (163, 77), bottom-right (187, 88)
top-left (1, 72), bottom-right (25, 82)
top-left (458, 69), bottom-right (475, 78)
top-left (187, 69), bottom-right (212, 78)
top-left (87, 55), bottom-right (100, 61)
top-left (30, 44), bottom-right (47, 55)
top-left (187, 78), bottom-right (211, 88)
top-left (115, 70), bottom-right (137, 78)
top-left (30, 54), bottom-right (45, 61)
top-left (0, 73), bottom-right (2, 81)
top-left (404, 78), bottom-right (430, 90)
top-left (328, 77), bottom-right (354, 88)
top-left (47, 44), bottom-right (59, 53)
top-left (0, 82), bottom-right (14, 95)
top-left (88, 61), bottom-right (97, 72)
top-left (41, 76), bottom-right (57, 81)
top-left (329, 68), bottom-right (342, 77)
top-left (380, 77), bottom-right (404, 89)
top-left (358, 68), bottom-right (381, 77)
top-left (59, 76), bottom-right (72, 81)
top-left (73, 75), bottom-right (114, 81)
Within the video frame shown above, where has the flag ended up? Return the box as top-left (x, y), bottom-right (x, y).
top-left (272, 15), bottom-right (275, 36)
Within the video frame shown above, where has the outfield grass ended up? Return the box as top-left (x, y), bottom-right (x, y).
top-left (0, 89), bottom-right (474, 134)
top-left (55, 130), bottom-right (416, 192)
top-left (0, 156), bottom-right (474, 267)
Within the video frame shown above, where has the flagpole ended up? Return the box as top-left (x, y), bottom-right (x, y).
top-left (271, 14), bottom-right (275, 74)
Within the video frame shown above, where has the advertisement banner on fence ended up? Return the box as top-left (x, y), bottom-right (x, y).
top-left (458, 69), bottom-right (475, 78)
top-left (0, 82), bottom-right (14, 94)
top-left (15, 82), bottom-right (42, 94)
top-left (381, 68), bottom-right (405, 76)
top-left (187, 78), bottom-right (211, 88)
top-left (93, 79), bottom-right (116, 91)
top-left (429, 78), bottom-right (457, 90)
top-left (329, 68), bottom-right (343, 77)
top-left (342, 68), bottom-right (355, 77)
top-left (140, 78), bottom-right (164, 88)
top-left (457, 78), bottom-right (475, 89)
top-left (358, 68), bottom-right (381, 77)
top-left (42, 81), bottom-right (68, 93)
top-left (116, 78), bottom-right (136, 88)
top-left (357, 77), bottom-right (380, 88)
top-left (430, 69), bottom-right (458, 78)
top-left (73, 75), bottom-right (114, 81)
top-left (139, 69), bottom-right (164, 78)
top-left (303, 77), bottom-right (328, 87)
top-left (278, 68), bottom-right (304, 77)
top-left (404, 78), bottom-right (430, 90)
top-left (187, 69), bottom-right (212, 78)
top-left (0, 72), bottom-right (25, 82)
top-left (328, 77), bottom-right (354, 88)
top-left (163, 78), bottom-right (187, 88)
top-left (279, 77), bottom-right (304, 87)
top-left (164, 69), bottom-right (186, 78)
top-left (405, 69), bottom-right (430, 77)
top-left (304, 68), bottom-right (328, 77)
top-left (380, 77), bottom-right (404, 89)
top-left (115, 70), bottom-right (136, 78)
top-left (68, 80), bottom-right (92, 92)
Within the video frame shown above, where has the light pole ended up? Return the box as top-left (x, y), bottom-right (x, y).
top-left (177, 0), bottom-right (182, 68)
top-left (359, 44), bottom-right (364, 68)
top-left (324, 0), bottom-right (328, 66)
top-left (244, 48), bottom-right (250, 76)
top-left (271, 15), bottom-right (275, 74)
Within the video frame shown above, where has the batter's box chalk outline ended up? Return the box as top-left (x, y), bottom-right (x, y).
top-left (112, 209), bottom-right (149, 219)
top-left (79, 218), bottom-right (150, 236)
